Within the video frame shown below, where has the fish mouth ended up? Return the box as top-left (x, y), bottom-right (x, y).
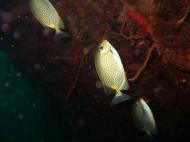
top-left (138, 98), bottom-right (146, 105)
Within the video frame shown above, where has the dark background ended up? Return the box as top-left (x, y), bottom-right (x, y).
top-left (1, 0), bottom-right (190, 142)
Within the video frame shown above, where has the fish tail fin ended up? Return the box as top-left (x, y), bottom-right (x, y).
top-left (59, 22), bottom-right (65, 30)
top-left (54, 29), bottom-right (70, 40)
top-left (111, 91), bottom-right (131, 106)
top-left (144, 133), bottom-right (158, 142)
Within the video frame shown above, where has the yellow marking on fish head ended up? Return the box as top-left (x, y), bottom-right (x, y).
top-left (49, 23), bottom-right (56, 29)
top-left (111, 85), bottom-right (118, 91)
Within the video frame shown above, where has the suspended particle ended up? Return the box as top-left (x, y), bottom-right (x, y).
top-left (83, 48), bottom-right (90, 55)
top-left (26, 100), bottom-right (31, 104)
top-left (1, 102), bottom-right (8, 108)
top-left (1, 23), bottom-right (10, 32)
top-left (13, 31), bottom-right (21, 39)
top-left (12, 108), bottom-right (17, 112)
top-left (42, 66), bottom-right (46, 70)
top-left (77, 117), bottom-right (86, 128)
top-left (24, 16), bottom-right (28, 20)
top-left (32, 103), bottom-right (36, 108)
top-left (42, 27), bottom-right (51, 36)
top-left (34, 64), bottom-right (42, 70)
top-left (2, 12), bottom-right (13, 23)
top-left (153, 85), bottom-right (163, 94)
top-left (181, 78), bottom-right (186, 83)
top-left (18, 114), bottom-right (24, 120)
top-left (96, 80), bottom-right (103, 89)
top-left (4, 82), bottom-right (10, 87)
top-left (16, 72), bottom-right (21, 77)
top-left (11, 44), bottom-right (15, 48)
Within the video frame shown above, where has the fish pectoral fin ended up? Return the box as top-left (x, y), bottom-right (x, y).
top-left (58, 23), bottom-right (65, 31)
top-left (103, 86), bottom-right (116, 96)
top-left (146, 130), bottom-right (151, 136)
top-left (44, 26), bottom-right (56, 35)
top-left (54, 31), bottom-right (71, 40)
top-left (57, 24), bottom-right (70, 38)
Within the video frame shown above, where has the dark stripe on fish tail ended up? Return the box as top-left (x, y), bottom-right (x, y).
top-left (120, 89), bottom-right (130, 94)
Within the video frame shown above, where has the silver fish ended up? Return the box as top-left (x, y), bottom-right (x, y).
top-left (131, 98), bottom-right (157, 135)
top-left (94, 40), bottom-right (131, 106)
top-left (30, 0), bottom-right (65, 35)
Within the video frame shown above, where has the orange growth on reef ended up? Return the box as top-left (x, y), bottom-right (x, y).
top-left (127, 11), bottom-right (152, 35)
top-left (186, 51), bottom-right (190, 61)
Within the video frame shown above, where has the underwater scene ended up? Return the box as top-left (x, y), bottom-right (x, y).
top-left (1, 0), bottom-right (190, 142)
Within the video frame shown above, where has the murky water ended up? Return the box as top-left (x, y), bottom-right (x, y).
top-left (1, 0), bottom-right (190, 142)
top-left (0, 48), bottom-right (67, 142)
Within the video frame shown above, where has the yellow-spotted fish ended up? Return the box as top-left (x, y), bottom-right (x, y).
top-left (131, 98), bottom-right (157, 136)
top-left (30, 0), bottom-right (65, 36)
top-left (95, 40), bottom-right (131, 106)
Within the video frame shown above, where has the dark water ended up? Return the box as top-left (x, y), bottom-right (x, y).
top-left (0, 46), bottom-right (66, 142)
top-left (1, 0), bottom-right (190, 142)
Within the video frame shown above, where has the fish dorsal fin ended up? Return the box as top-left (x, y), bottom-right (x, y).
top-left (103, 85), bottom-right (116, 96)
top-left (42, 0), bottom-right (54, 9)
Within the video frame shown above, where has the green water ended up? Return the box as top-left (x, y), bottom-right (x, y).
top-left (0, 50), bottom-right (65, 142)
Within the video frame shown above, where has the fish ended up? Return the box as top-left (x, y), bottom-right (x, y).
top-left (131, 98), bottom-right (157, 136)
top-left (30, 0), bottom-right (66, 37)
top-left (94, 40), bottom-right (131, 106)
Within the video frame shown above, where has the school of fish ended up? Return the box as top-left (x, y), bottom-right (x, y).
top-left (29, 0), bottom-right (157, 138)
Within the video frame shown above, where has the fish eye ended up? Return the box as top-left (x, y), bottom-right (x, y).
top-left (109, 49), bottom-right (113, 53)
top-left (99, 46), bottom-right (104, 49)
